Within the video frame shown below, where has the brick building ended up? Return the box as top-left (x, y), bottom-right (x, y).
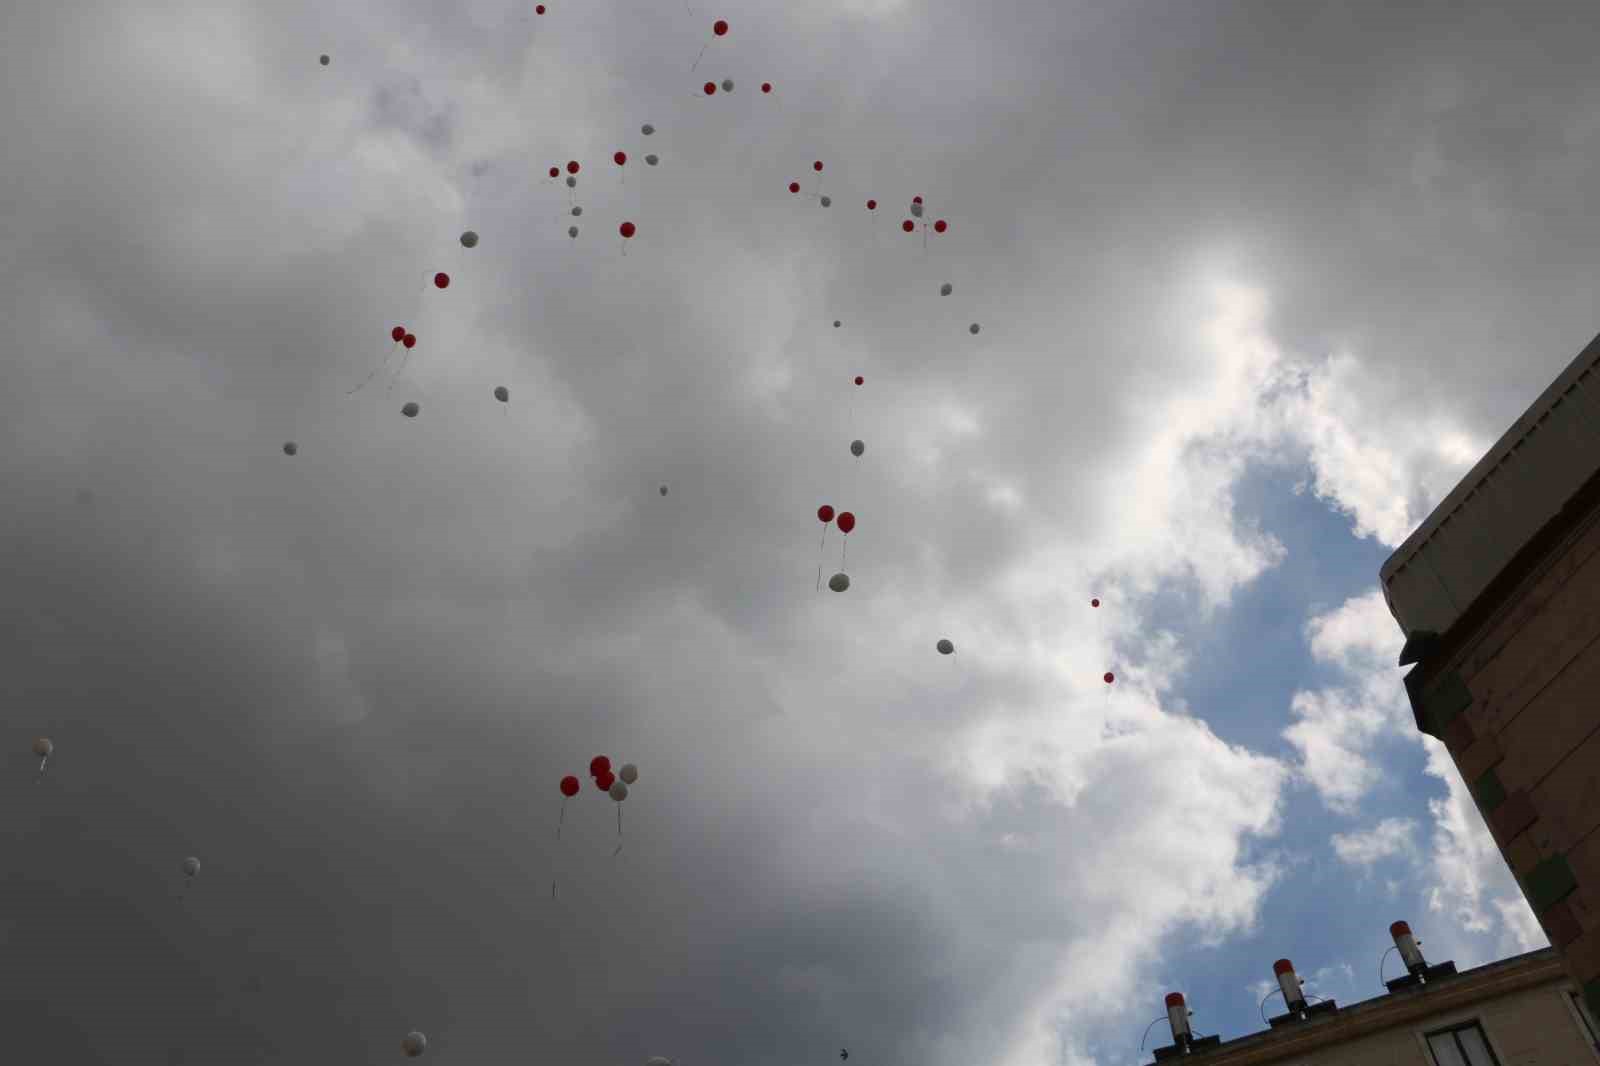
top-left (1142, 939), bottom-right (1598, 1064)
top-left (1378, 331), bottom-right (1600, 1026)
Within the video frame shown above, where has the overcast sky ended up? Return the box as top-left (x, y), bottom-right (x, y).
top-left (3, 1), bottom-right (1595, 1064)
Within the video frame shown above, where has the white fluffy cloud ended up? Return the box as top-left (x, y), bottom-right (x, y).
top-left (1291, 590), bottom-right (1545, 964)
top-left (1331, 817), bottom-right (1420, 867)
top-left (1279, 591), bottom-right (1415, 812)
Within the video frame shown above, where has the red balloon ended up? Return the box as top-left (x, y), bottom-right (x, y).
top-left (865, 199), bottom-right (876, 210)
top-left (902, 220), bottom-right (914, 232)
top-left (813, 161), bottom-right (824, 172)
top-left (536, 3), bottom-right (545, 11)
top-left (403, 334), bottom-right (417, 349)
top-left (817, 505), bottom-right (835, 524)
top-left (619, 221), bottom-right (636, 239)
top-left (590, 755), bottom-right (611, 777)
top-left (761, 82), bottom-right (772, 93)
top-left (934, 220), bottom-right (948, 233)
top-left (1103, 672), bottom-right (1115, 684)
top-left (1091, 598), bottom-right (1100, 608)
top-left (434, 272), bottom-right (449, 288)
top-left (614, 151), bottom-right (627, 166)
top-left (704, 82), bottom-right (717, 95)
top-left (391, 325), bottom-right (405, 342)
top-left (596, 771), bottom-right (616, 791)
top-left (567, 160), bottom-right (580, 174)
top-left (789, 182), bottom-right (801, 194)
top-left (854, 375), bottom-right (864, 385)
top-left (836, 511), bottom-right (856, 534)
top-left (912, 195), bottom-right (923, 204)
top-left (549, 166), bottom-right (559, 178)
top-left (713, 19), bottom-right (728, 35)
top-left (560, 775), bottom-right (580, 797)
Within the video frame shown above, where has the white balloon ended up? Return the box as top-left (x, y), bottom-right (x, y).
top-left (936, 639), bottom-right (955, 655)
top-left (820, 195), bottom-right (832, 207)
top-left (401, 402), bottom-right (420, 418)
top-left (850, 440), bottom-right (864, 457)
top-left (32, 737), bottom-right (53, 758)
top-left (182, 857), bottom-right (201, 877)
top-left (721, 78), bottom-right (734, 92)
top-left (969, 323), bottom-right (981, 335)
top-left (911, 202), bottom-right (924, 218)
top-left (645, 154), bottom-right (659, 166)
top-left (609, 780), bottom-right (629, 801)
top-left (282, 441), bottom-right (298, 456)
top-left (641, 123), bottom-right (655, 135)
top-left (620, 763), bottom-right (639, 784)
top-left (828, 572), bottom-right (850, 592)
top-left (566, 175), bottom-right (577, 188)
top-left (459, 230), bottom-right (479, 248)
top-left (568, 226), bottom-right (579, 239)
top-left (940, 282), bottom-right (953, 296)
top-left (401, 1032), bottom-right (427, 1057)
top-left (571, 206), bottom-right (583, 217)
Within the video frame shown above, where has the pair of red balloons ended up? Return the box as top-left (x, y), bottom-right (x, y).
top-left (815, 506), bottom-right (856, 534)
top-left (390, 325), bottom-right (417, 349)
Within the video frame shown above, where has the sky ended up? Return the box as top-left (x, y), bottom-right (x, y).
top-left (2, 1), bottom-right (1596, 1064)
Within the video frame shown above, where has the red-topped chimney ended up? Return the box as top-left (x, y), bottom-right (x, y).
top-left (1165, 992), bottom-right (1191, 1043)
top-left (1273, 958), bottom-right (1307, 1012)
top-left (1390, 920), bottom-right (1426, 974)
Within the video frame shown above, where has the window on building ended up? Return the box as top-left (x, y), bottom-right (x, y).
top-left (1424, 1021), bottom-right (1502, 1066)
top-left (1573, 990), bottom-right (1600, 1052)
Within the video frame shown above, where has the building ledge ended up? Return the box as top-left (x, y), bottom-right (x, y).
top-left (1145, 948), bottom-right (1563, 1065)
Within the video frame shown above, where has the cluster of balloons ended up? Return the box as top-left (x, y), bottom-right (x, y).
top-left (814, 504), bottom-right (857, 593)
top-left (206, 4), bottom-right (1103, 1058)
top-left (557, 757), bottom-right (641, 851)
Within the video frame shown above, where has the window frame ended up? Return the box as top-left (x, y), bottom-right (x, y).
top-left (1415, 1017), bottom-right (1505, 1066)
top-left (1563, 987), bottom-right (1600, 1062)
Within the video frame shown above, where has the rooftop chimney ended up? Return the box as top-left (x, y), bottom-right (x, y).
top-left (1148, 992), bottom-right (1222, 1061)
top-left (1265, 957), bottom-right (1337, 1027)
top-left (1390, 921), bottom-right (1424, 973)
top-left (1273, 959), bottom-right (1307, 1013)
top-left (1383, 921), bottom-right (1458, 993)
top-left (1166, 993), bottom-right (1192, 1047)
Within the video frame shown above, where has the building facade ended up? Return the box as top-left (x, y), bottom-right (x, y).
top-left (1145, 944), bottom-right (1599, 1065)
top-left (1378, 332), bottom-right (1600, 1025)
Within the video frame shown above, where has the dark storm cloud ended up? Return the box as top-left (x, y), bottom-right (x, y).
top-left (7, 1), bottom-right (1600, 1064)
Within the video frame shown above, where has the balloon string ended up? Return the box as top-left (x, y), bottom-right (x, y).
top-left (387, 344), bottom-right (416, 396)
top-left (557, 798), bottom-right (566, 840)
top-left (841, 535), bottom-right (849, 571)
top-left (347, 342), bottom-right (398, 395)
top-left (816, 525), bottom-right (829, 591)
top-left (690, 43), bottom-right (707, 71)
top-left (612, 805), bottom-right (624, 857)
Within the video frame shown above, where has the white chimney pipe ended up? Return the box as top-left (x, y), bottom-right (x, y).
top-left (1390, 921), bottom-right (1426, 973)
top-left (1165, 992), bottom-right (1191, 1043)
top-left (1273, 958), bottom-right (1306, 1011)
